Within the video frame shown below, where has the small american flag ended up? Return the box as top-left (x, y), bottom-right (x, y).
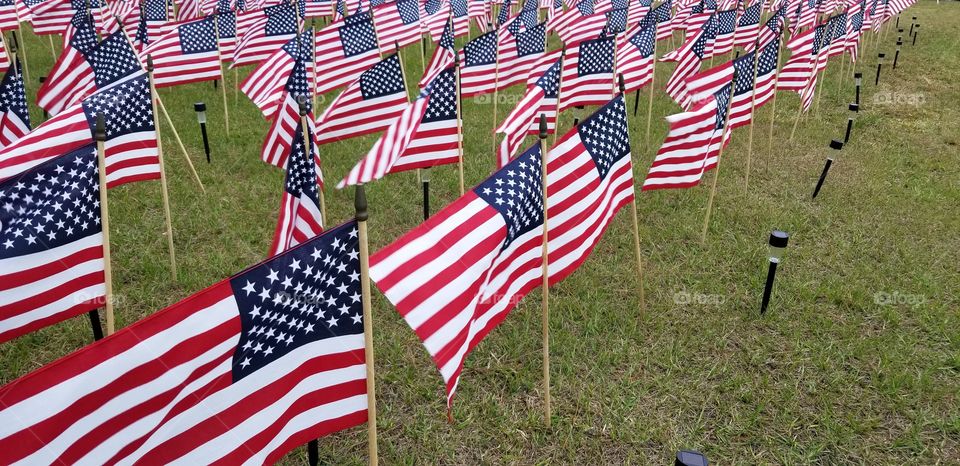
top-left (132, 0), bottom-right (172, 50)
top-left (662, 22), bottom-right (716, 105)
top-left (38, 29), bottom-right (142, 117)
top-left (315, 11), bottom-right (381, 94)
top-left (844, 0), bottom-right (864, 62)
top-left (553, 0), bottom-right (612, 46)
top-left (30, 0), bottom-right (116, 35)
top-left (372, 96), bottom-right (635, 407)
top-left (269, 117), bottom-right (324, 255)
top-left (495, 20), bottom-right (546, 91)
top-left (0, 58), bottom-right (30, 149)
top-left (468, 0), bottom-right (490, 32)
top-left (316, 53), bottom-right (408, 145)
top-left (684, 1), bottom-right (714, 34)
top-left (36, 12), bottom-right (99, 115)
top-left (215, 9), bottom-right (239, 59)
top-left (559, 35), bottom-right (614, 112)
top-left (496, 56), bottom-right (560, 166)
top-left (615, 21), bottom-right (655, 93)
top-left (651, 0), bottom-right (674, 40)
top-left (420, 16), bottom-right (455, 87)
top-left (682, 38), bottom-right (778, 126)
top-left (0, 145), bottom-right (103, 343)
top-left (338, 66), bottom-right (460, 187)
top-left (0, 0), bottom-right (19, 31)
top-left (643, 83), bottom-right (732, 190)
top-left (261, 57), bottom-right (320, 168)
top-left (372, 0), bottom-right (421, 50)
top-left (233, 2), bottom-right (300, 66)
top-left (744, 1), bottom-right (783, 51)
top-left (459, 30), bottom-right (498, 97)
top-left (707, 8), bottom-right (737, 56)
top-left (826, 12), bottom-right (848, 58)
top-left (241, 31), bottom-right (313, 121)
top-left (143, 16), bottom-right (223, 87)
top-left (0, 220), bottom-right (369, 464)
top-left (777, 22), bottom-right (824, 110)
top-left (0, 73), bottom-right (160, 188)
top-left (732, 1), bottom-right (760, 48)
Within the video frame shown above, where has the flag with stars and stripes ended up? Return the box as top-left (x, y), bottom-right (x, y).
top-left (732, 1), bottom-right (760, 48)
top-left (558, 35), bottom-right (614, 112)
top-left (29, 0), bottom-right (118, 36)
top-left (37, 29), bottom-right (143, 118)
top-left (372, 96), bottom-right (635, 407)
top-left (792, 0), bottom-right (817, 32)
top-left (825, 12), bottom-right (848, 58)
top-left (643, 83), bottom-right (732, 190)
top-left (552, 0), bottom-right (613, 46)
top-left (776, 21), bottom-right (823, 107)
top-left (315, 11), bottom-right (381, 94)
top-left (496, 21), bottom-right (546, 91)
top-left (261, 57), bottom-right (322, 169)
top-left (372, 0), bottom-right (421, 50)
top-left (241, 31), bottom-right (314, 121)
top-left (459, 30), bottom-right (499, 97)
top-left (215, 9), bottom-right (239, 59)
top-left (662, 22), bottom-right (716, 105)
top-left (0, 0), bottom-right (19, 31)
top-left (0, 58), bottom-right (29, 149)
top-left (468, 0), bottom-right (490, 32)
top-left (142, 16), bottom-right (223, 87)
top-left (683, 1), bottom-right (715, 34)
top-left (495, 55), bottom-right (560, 167)
top-left (419, 16), bottom-right (455, 87)
top-left (338, 66), bottom-right (460, 187)
top-left (269, 117), bottom-right (323, 255)
top-left (844, 0), bottom-right (864, 62)
top-left (0, 145), bottom-right (104, 344)
top-left (615, 21), bottom-right (655, 93)
top-left (315, 54), bottom-right (408, 145)
top-left (744, 1), bottom-right (784, 51)
top-left (651, 0), bottom-right (674, 40)
top-left (707, 8), bottom-right (736, 56)
top-left (0, 220), bottom-right (370, 464)
top-left (232, 2), bottom-right (300, 66)
top-left (130, 0), bottom-right (173, 51)
top-left (0, 73), bottom-right (160, 188)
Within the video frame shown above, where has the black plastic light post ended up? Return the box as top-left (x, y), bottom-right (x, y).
top-left (912, 24), bottom-right (919, 46)
top-left (844, 103), bottom-right (859, 143)
top-left (676, 450), bottom-right (709, 466)
top-left (893, 39), bottom-right (902, 69)
top-left (39, 76), bottom-right (49, 120)
top-left (195, 102), bottom-right (211, 163)
top-left (760, 230), bottom-right (789, 315)
top-left (813, 139), bottom-right (844, 199)
top-left (421, 168), bottom-right (431, 221)
top-left (854, 72), bottom-right (862, 105)
top-left (875, 53), bottom-right (885, 86)
top-left (909, 16), bottom-right (916, 36)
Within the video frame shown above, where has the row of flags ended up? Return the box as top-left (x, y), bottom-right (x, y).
top-left (0, 0), bottom-right (918, 461)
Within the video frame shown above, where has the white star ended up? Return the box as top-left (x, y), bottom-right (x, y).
top-left (240, 357), bottom-right (251, 368)
top-left (242, 281), bottom-right (256, 295)
top-left (351, 313), bottom-right (362, 324)
top-left (266, 269), bottom-right (279, 282)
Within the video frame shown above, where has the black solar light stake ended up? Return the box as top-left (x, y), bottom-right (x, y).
top-left (912, 24), bottom-right (919, 46)
top-left (813, 140), bottom-right (844, 199)
top-left (909, 16), bottom-right (916, 36)
top-left (854, 72), bottom-right (862, 105)
top-left (194, 102), bottom-right (211, 163)
top-left (421, 168), bottom-right (431, 221)
top-left (893, 39), bottom-right (903, 69)
top-left (760, 230), bottom-right (789, 315)
top-left (676, 450), bottom-right (709, 466)
top-left (875, 53), bottom-right (885, 85)
top-left (844, 103), bottom-right (859, 143)
top-left (39, 76), bottom-right (48, 120)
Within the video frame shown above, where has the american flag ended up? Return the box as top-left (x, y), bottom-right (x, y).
top-left (0, 220), bottom-right (369, 464)
top-left (338, 66), bottom-right (459, 187)
top-left (36, 11), bottom-right (100, 116)
top-left (615, 21), bottom-right (655, 93)
top-left (627, 0), bottom-right (651, 27)
top-left (372, 0), bottom-right (421, 50)
top-left (38, 29), bottom-right (143, 117)
top-left (495, 56), bottom-right (560, 167)
top-left (316, 53), bottom-right (408, 145)
top-left (269, 116), bottom-right (323, 255)
top-left (420, 16), bottom-right (455, 87)
top-left (707, 8), bottom-right (736, 56)
top-left (643, 83), bottom-right (732, 190)
top-left (232, 2), bottom-right (299, 66)
top-left (371, 96), bottom-right (634, 406)
top-left (302, 0), bottom-right (332, 17)
top-left (844, 0), bottom-right (864, 61)
top-left (559, 35), bottom-right (614, 112)
top-left (496, 21), bottom-right (546, 91)
top-left (684, 1), bottom-right (714, 34)
top-left (826, 11), bottom-right (848, 58)
top-left (605, 6), bottom-right (629, 34)
top-left (553, 0), bottom-right (612, 46)
top-left (315, 11), bottom-right (381, 94)
top-left (261, 57), bottom-right (319, 168)
top-left (143, 16), bottom-right (223, 87)
top-left (30, 0), bottom-right (117, 35)
top-left (215, 9), bottom-right (239, 59)
top-left (0, 58), bottom-right (29, 149)
top-left (0, 31), bottom-right (7, 73)
top-left (777, 21), bottom-right (825, 110)
top-left (468, 0), bottom-right (490, 32)
top-left (459, 30), bottom-right (498, 97)
top-left (0, 145), bottom-right (104, 344)
top-left (0, 74), bottom-right (160, 188)
top-left (792, 0), bottom-right (817, 32)
top-left (176, 0), bottom-right (203, 20)
top-left (732, 1), bottom-right (760, 48)
top-left (241, 31), bottom-right (313, 121)
top-left (651, 0), bottom-right (673, 40)
top-left (131, 0), bottom-right (172, 51)
top-left (744, 1), bottom-right (784, 51)
top-left (662, 23), bottom-right (715, 105)
top-left (0, 0), bottom-right (19, 31)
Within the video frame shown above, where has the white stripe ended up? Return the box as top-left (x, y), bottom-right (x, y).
top-left (0, 257), bottom-right (104, 307)
top-left (0, 283), bottom-right (105, 336)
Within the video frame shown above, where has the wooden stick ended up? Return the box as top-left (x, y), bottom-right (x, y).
top-left (789, 97), bottom-right (804, 141)
top-left (455, 63), bottom-right (465, 195)
top-left (491, 32), bottom-right (500, 157)
top-left (212, 16), bottom-right (231, 136)
top-left (146, 60), bottom-right (179, 280)
top-left (14, 27), bottom-right (29, 83)
top-left (767, 28), bottom-right (785, 151)
top-left (537, 114), bottom-right (551, 428)
top-left (836, 51), bottom-right (846, 94)
top-left (617, 75), bottom-right (645, 314)
top-left (644, 38), bottom-right (657, 145)
top-left (552, 48), bottom-right (566, 146)
top-left (47, 34), bottom-right (57, 61)
top-left (94, 114), bottom-right (116, 335)
top-left (700, 74), bottom-right (736, 244)
top-left (744, 38), bottom-right (762, 190)
top-left (297, 97), bottom-right (326, 227)
top-left (354, 185), bottom-right (379, 466)
top-left (156, 97), bottom-right (206, 192)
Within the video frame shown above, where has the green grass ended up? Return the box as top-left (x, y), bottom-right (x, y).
top-left (2, 2), bottom-right (959, 463)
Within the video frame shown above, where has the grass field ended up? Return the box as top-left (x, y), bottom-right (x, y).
top-left (2, 1), bottom-right (959, 463)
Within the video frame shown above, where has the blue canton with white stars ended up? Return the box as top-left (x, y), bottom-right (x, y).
top-left (830, 13), bottom-right (847, 41)
top-left (464, 31), bottom-right (497, 67)
top-left (630, 23), bottom-right (656, 57)
top-left (359, 54), bottom-right (405, 99)
top-left (497, 0), bottom-right (511, 26)
top-left (179, 17), bottom-right (218, 54)
top-left (739, 3), bottom-right (761, 27)
top-left (144, 0), bottom-right (168, 21)
top-left (425, 0), bottom-right (442, 15)
top-left (437, 18), bottom-right (455, 51)
top-left (515, 22), bottom-right (546, 58)
top-left (230, 221), bottom-right (362, 382)
top-left (217, 12), bottom-right (237, 39)
top-left (732, 52), bottom-right (756, 96)
top-left (265, 3), bottom-right (298, 36)
top-left (421, 67), bottom-right (456, 123)
top-left (578, 37), bottom-right (614, 76)
top-left (692, 22), bottom-right (717, 59)
top-left (339, 12), bottom-right (379, 57)
top-left (653, 0), bottom-right (671, 23)
top-left (576, 0), bottom-right (594, 16)
top-left (757, 35), bottom-right (780, 76)
top-left (0, 145), bottom-right (100, 257)
top-left (577, 96), bottom-right (629, 179)
top-left (716, 9), bottom-right (737, 35)
top-left (282, 29), bottom-right (314, 61)
top-left (0, 59), bottom-right (31, 130)
top-left (537, 59), bottom-right (561, 98)
top-left (473, 143), bottom-right (543, 251)
top-left (81, 75), bottom-right (155, 141)
top-left (713, 83), bottom-right (732, 130)
top-left (286, 58), bottom-right (313, 113)
top-left (70, 12), bottom-right (99, 54)
top-left (451, 0), bottom-right (468, 17)
top-left (87, 32), bottom-right (142, 88)
top-left (519, 8), bottom-right (538, 28)
top-left (396, 0), bottom-right (420, 24)
top-left (284, 124), bottom-right (319, 202)
top-left (606, 9), bottom-right (629, 34)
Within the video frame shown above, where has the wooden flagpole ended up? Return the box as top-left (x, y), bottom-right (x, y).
top-left (146, 57), bottom-right (180, 280)
top-left (537, 113), bottom-right (551, 427)
top-left (700, 71), bottom-right (736, 243)
top-left (744, 37), bottom-right (762, 189)
top-left (644, 38), bottom-right (657, 145)
top-left (93, 113), bottom-right (116, 335)
top-left (47, 35), bottom-right (57, 60)
top-left (491, 30), bottom-right (501, 157)
top-left (12, 29), bottom-right (29, 82)
top-left (618, 75), bottom-right (645, 313)
top-left (455, 62), bottom-right (465, 195)
top-left (354, 184), bottom-right (379, 466)
top-left (213, 16), bottom-right (231, 136)
top-left (814, 57), bottom-right (826, 112)
top-left (298, 97), bottom-right (326, 226)
top-left (552, 47), bottom-right (566, 146)
top-left (835, 50), bottom-right (846, 93)
top-left (767, 25), bottom-right (785, 151)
